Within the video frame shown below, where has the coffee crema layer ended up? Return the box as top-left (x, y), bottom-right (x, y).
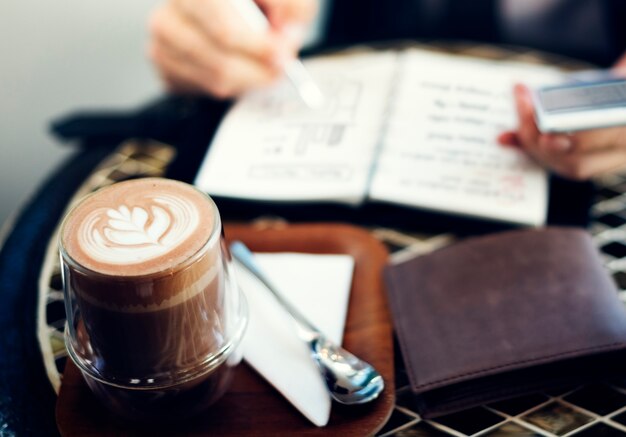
top-left (62, 178), bottom-right (215, 278)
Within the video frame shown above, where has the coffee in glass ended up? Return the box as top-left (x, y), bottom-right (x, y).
top-left (59, 178), bottom-right (247, 421)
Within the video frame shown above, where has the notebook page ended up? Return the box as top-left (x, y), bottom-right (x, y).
top-left (369, 50), bottom-right (562, 226)
top-left (195, 52), bottom-right (396, 204)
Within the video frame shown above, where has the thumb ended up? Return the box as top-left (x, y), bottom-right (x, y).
top-left (255, 0), bottom-right (318, 29)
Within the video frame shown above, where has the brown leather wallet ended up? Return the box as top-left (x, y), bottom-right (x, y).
top-left (385, 227), bottom-right (626, 418)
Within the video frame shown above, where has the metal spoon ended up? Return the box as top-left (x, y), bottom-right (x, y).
top-left (230, 241), bottom-right (385, 405)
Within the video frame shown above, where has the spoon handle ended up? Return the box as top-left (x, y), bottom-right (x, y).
top-left (229, 241), bottom-right (320, 337)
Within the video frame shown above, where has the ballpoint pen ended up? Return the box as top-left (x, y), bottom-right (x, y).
top-left (231, 0), bottom-right (325, 109)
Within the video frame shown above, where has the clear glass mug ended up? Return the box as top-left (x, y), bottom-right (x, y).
top-left (59, 178), bottom-right (247, 422)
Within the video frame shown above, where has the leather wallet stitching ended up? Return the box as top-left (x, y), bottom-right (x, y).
top-left (410, 342), bottom-right (625, 391)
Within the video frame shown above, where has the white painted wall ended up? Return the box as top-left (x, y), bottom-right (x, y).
top-left (0, 0), bottom-right (162, 226)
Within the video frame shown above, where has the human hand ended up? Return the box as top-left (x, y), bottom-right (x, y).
top-left (498, 84), bottom-right (626, 180)
top-left (148, 0), bottom-right (317, 98)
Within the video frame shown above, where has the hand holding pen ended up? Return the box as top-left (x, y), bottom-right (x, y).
top-left (148, 0), bottom-right (318, 100)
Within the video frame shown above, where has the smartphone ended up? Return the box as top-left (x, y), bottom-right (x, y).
top-left (532, 73), bottom-right (626, 133)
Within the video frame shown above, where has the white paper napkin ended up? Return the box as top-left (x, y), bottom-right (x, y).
top-left (233, 252), bottom-right (354, 427)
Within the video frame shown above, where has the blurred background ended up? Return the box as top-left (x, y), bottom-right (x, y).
top-left (0, 0), bottom-right (161, 227)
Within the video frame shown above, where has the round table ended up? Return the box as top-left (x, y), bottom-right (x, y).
top-left (3, 42), bottom-right (626, 436)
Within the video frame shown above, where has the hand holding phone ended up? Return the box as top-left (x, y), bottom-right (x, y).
top-left (532, 71), bottom-right (626, 133)
top-left (498, 82), bottom-right (626, 180)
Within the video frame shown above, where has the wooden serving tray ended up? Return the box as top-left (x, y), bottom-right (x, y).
top-left (56, 223), bottom-right (395, 436)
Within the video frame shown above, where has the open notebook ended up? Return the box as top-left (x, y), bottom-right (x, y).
top-left (195, 49), bottom-right (562, 226)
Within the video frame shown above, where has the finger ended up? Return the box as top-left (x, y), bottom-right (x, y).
top-left (176, 0), bottom-right (281, 63)
top-left (257, 0), bottom-right (318, 27)
top-left (552, 146), bottom-right (626, 180)
top-left (497, 131), bottom-right (521, 148)
top-left (148, 38), bottom-right (208, 95)
top-left (151, 3), bottom-right (225, 72)
top-left (212, 51), bottom-right (285, 96)
top-left (513, 84), bottom-right (541, 150)
top-left (157, 38), bottom-right (282, 98)
top-left (569, 126), bottom-right (626, 153)
top-left (538, 134), bottom-right (573, 153)
top-left (538, 126), bottom-right (626, 155)
top-left (533, 134), bottom-right (582, 175)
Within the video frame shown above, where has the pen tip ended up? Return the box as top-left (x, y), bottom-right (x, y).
top-left (299, 82), bottom-right (325, 109)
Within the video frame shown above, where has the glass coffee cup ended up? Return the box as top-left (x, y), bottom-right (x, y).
top-left (59, 178), bottom-right (247, 422)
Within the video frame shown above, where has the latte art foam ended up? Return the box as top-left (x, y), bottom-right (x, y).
top-left (80, 194), bottom-right (199, 265)
top-left (61, 178), bottom-right (217, 278)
